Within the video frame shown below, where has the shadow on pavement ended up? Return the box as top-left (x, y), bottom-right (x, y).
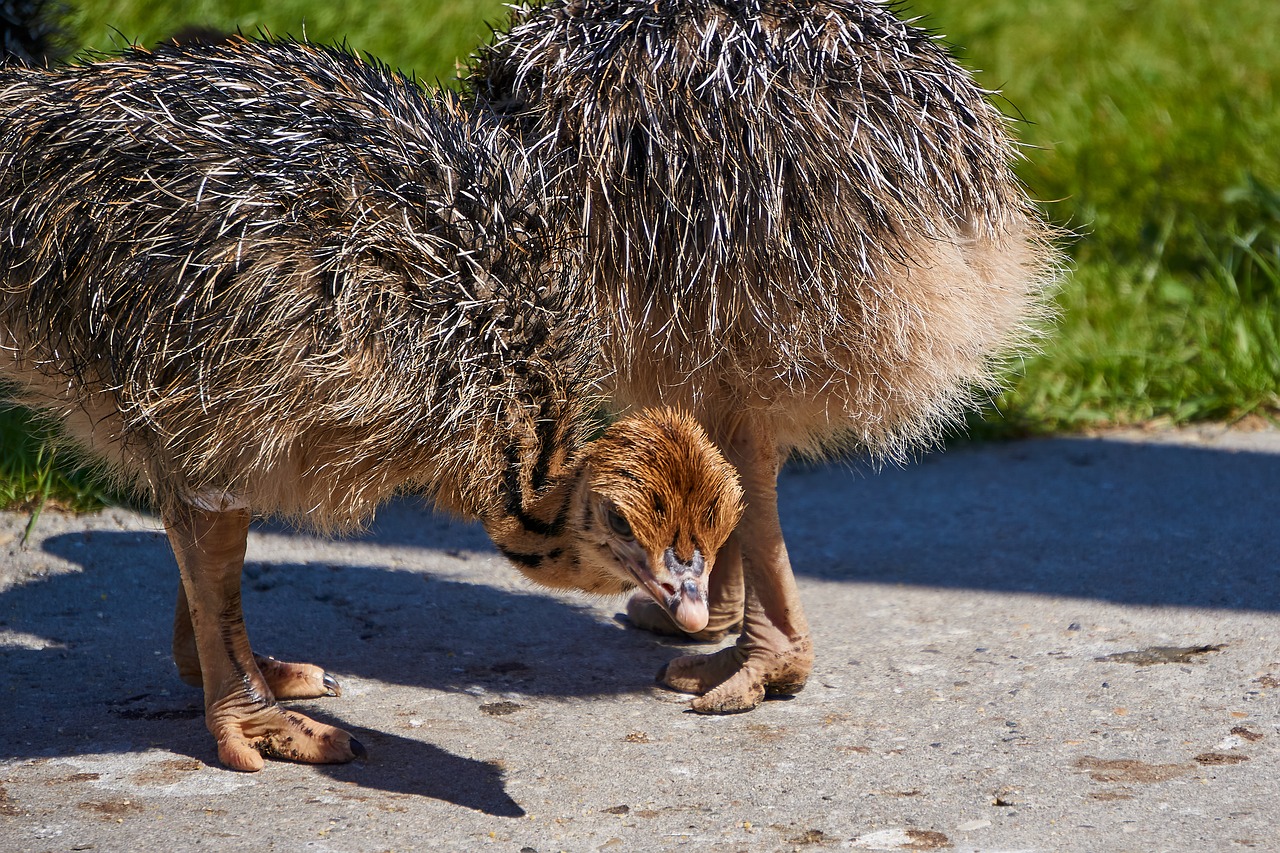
top-left (2, 434), bottom-right (1277, 803)
top-left (0, 522), bottom-right (669, 809)
top-left (777, 436), bottom-right (1280, 610)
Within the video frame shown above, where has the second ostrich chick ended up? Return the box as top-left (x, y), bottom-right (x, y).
top-left (473, 0), bottom-right (1062, 713)
top-left (0, 38), bottom-right (743, 770)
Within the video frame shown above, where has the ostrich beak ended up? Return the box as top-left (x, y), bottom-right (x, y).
top-left (618, 545), bottom-right (710, 633)
top-left (658, 548), bottom-right (709, 633)
top-left (668, 576), bottom-right (709, 633)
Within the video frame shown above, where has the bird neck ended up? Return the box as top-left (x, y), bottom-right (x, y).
top-left (482, 457), bottom-right (593, 590)
top-left (481, 468), bottom-right (578, 573)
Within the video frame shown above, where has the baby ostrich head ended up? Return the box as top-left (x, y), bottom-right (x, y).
top-left (576, 409), bottom-right (743, 632)
top-left (495, 408), bottom-right (743, 634)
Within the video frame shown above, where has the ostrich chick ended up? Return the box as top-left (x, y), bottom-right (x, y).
top-left (472, 0), bottom-right (1062, 712)
top-left (0, 38), bottom-right (743, 771)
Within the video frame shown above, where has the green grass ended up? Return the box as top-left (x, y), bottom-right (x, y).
top-left (65, 0), bottom-right (508, 83)
top-left (0, 404), bottom-right (107, 514)
top-left (910, 0), bottom-right (1280, 432)
top-left (3, 0), bottom-right (1279, 510)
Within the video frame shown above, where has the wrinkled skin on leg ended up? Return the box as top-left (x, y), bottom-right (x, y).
top-left (173, 584), bottom-right (341, 699)
top-left (657, 414), bottom-right (814, 712)
top-left (164, 503), bottom-right (363, 771)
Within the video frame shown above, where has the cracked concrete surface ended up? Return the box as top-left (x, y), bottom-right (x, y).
top-left (2, 425), bottom-right (1278, 851)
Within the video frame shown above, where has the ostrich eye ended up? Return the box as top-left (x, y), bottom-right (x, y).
top-left (606, 508), bottom-right (633, 539)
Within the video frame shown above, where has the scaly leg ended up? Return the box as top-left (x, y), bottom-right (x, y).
top-left (658, 414), bottom-right (813, 712)
top-left (164, 502), bottom-right (363, 771)
top-left (623, 534), bottom-right (744, 641)
top-left (173, 584), bottom-right (341, 699)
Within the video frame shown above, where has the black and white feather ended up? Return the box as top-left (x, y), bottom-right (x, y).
top-left (0, 37), bottom-right (599, 526)
top-left (471, 0), bottom-right (1062, 456)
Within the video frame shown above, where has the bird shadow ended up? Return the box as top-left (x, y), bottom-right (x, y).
top-left (89, 694), bottom-right (524, 816)
top-left (0, 511), bottom-right (680, 811)
top-left (2, 432), bottom-right (1278, 807)
top-left (779, 434), bottom-right (1280, 610)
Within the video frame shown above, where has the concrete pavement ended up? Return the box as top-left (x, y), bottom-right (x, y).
top-left (1, 424), bottom-right (1278, 851)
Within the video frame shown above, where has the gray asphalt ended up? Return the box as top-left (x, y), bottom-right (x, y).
top-left (2, 424), bottom-right (1278, 852)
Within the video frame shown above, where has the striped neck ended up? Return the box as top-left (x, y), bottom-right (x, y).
top-left (477, 400), bottom-right (617, 592)
top-left (479, 407), bottom-right (744, 600)
top-left (482, 457), bottom-right (604, 592)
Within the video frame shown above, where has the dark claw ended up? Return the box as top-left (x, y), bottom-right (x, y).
top-left (323, 673), bottom-right (342, 698)
top-left (349, 737), bottom-right (367, 760)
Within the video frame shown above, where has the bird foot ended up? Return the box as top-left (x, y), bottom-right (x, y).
top-left (253, 655), bottom-right (342, 699)
top-left (177, 653), bottom-right (340, 699)
top-left (657, 637), bottom-right (814, 714)
top-left (207, 697), bottom-right (364, 772)
top-left (625, 592), bottom-right (741, 643)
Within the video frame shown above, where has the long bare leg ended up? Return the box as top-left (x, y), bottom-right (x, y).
top-left (624, 535), bottom-right (744, 641)
top-left (658, 414), bottom-right (813, 712)
top-left (172, 584), bottom-right (341, 699)
top-left (171, 582), bottom-right (204, 688)
top-left (165, 502), bottom-right (363, 771)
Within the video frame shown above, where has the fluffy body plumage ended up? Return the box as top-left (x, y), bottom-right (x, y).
top-left (472, 0), bottom-right (1059, 455)
top-left (472, 0), bottom-right (1062, 712)
top-left (0, 37), bottom-right (744, 769)
top-left (1, 38), bottom-right (594, 527)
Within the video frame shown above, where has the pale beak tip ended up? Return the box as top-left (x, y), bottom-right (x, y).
top-left (671, 596), bottom-right (709, 634)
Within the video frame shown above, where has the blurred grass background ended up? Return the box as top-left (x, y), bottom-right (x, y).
top-left (3, 0), bottom-right (1278, 510)
top-left (915, 0), bottom-right (1280, 433)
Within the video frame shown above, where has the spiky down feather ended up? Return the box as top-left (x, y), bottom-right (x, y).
top-left (471, 0), bottom-right (1062, 457)
top-left (0, 37), bottom-right (600, 529)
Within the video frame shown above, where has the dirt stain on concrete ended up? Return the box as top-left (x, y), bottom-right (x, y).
top-left (746, 723), bottom-right (789, 742)
top-left (131, 758), bottom-right (202, 786)
top-left (903, 829), bottom-right (952, 850)
top-left (78, 799), bottom-right (143, 819)
top-left (1096, 645), bottom-right (1224, 665)
top-left (1075, 756), bottom-right (1191, 783)
top-left (0, 785), bottom-right (21, 816)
